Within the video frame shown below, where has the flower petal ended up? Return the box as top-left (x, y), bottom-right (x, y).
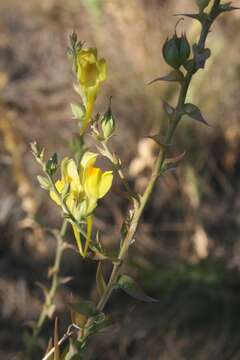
top-left (98, 171), bottom-right (113, 198)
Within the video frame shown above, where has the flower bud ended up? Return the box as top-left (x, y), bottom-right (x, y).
top-left (162, 33), bottom-right (190, 69)
top-left (196, 0), bottom-right (211, 12)
top-left (101, 102), bottom-right (115, 140)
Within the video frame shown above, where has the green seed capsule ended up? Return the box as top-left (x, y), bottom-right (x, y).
top-left (163, 33), bottom-right (190, 69)
top-left (101, 105), bottom-right (115, 140)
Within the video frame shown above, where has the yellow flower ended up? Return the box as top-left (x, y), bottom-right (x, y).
top-left (76, 48), bottom-right (107, 134)
top-left (50, 151), bottom-right (113, 256)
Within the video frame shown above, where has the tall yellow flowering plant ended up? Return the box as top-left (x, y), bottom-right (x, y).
top-left (28, 1), bottom-right (238, 358)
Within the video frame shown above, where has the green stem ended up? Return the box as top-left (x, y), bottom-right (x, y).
top-left (33, 220), bottom-right (68, 339)
top-left (96, 1), bottom-right (219, 313)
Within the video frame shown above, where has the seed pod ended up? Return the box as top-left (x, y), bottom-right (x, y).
top-left (162, 33), bottom-right (190, 69)
top-left (101, 101), bottom-right (115, 140)
top-left (196, 0), bottom-right (211, 12)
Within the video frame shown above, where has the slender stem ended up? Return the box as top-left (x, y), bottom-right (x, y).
top-left (33, 220), bottom-right (68, 339)
top-left (96, 1), bottom-right (220, 313)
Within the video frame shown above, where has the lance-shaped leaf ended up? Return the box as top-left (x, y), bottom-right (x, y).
top-left (183, 103), bottom-right (209, 126)
top-left (96, 262), bottom-right (107, 297)
top-left (70, 103), bottom-right (85, 120)
top-left (71, 300), bottom-right (99, 318)
top-left (219, 2), bottom-right (240, 12)
top-left (147, 135), bottom-right (167, 150)
top-left (70, 300), bottom-right (99, 328)
top-left (162, 99), bottom-right (175, 118)
top-left (37, 175), bottom-right (50, 190)
top-left (116, 274), bottom-right (158, 303)
top-left (164, 151), bottom-right (186, 173)
top-left (148, 70), bottom-right (184, 84)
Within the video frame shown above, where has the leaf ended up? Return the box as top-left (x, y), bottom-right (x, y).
top-left (71, 300), bottom-right (98, 318)
top-left (148, 70), bottom-right (184, 84)
top-left (59, 276), bottom-right (73, 285)
top-left (37, 175), bottom-right (50, 190)
top-left (116, 275), bottom-right (158, 303)
top-left (161, 99), bottom-right (175, 117)
top-left (219, 2), bottom-right (240, 12)
top-left (54, 317), bottom-right (60, 360)
top-left (70, 300), bottom-right (98, 328)
top-left (164, 151), bottom-right (186, 167)
top-left (147, 135), bottom-right (167, 150)
top-left (96, 262), bottom-right (107, 297)
top-left (183, 103), bottom-right (210, 126)
top-left (70, 103), bottom-right (84, 120)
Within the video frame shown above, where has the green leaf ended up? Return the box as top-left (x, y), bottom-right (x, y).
top-left (219, 2), bottom-right (240, 12)
top-left (183, 103), bottom-right (209, 126)
top-left (37, 175), bottom-right (50, 190)
top-left (71, 300), bottom-right (99, 318)
top-left (70, 103), bottom-right (85, 120)
top-left (148, 70), bottom-right (184, 84)
top-left (96, 262), bottom-right (107, 297)
top-left (147, 134), bottom-right (167, 150)
top-left (116, 275), bottom-right (158, 303)
top-left (161, 99), bottom-right (175, 118)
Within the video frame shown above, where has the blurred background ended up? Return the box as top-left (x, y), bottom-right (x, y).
top-left (0, 0), bottom-right (240, 359)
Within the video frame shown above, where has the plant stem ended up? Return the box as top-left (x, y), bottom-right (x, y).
top-left (96, 1), bottom-right (220, 313)
top-left (33, 220), bottom-right (68, 339)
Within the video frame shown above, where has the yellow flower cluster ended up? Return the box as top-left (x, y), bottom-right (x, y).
top-left (50, 152), bottom-right (113, 256)
top-left (75, 48), bottom-right (107, 134)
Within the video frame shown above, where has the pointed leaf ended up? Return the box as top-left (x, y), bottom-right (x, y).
top-left (164, 151), bottom-right (186, 167)
top-left (161, 99), bottom-right (175, 117)
top-left (70, 300), bottom-right (98, 318)
top-left (219, 2), bottom-right (240, 12)
top-left (117, 275), bottom-right (158, 303)
top-left (183, 103), bottom-right (210, 126)
top-left (148, 70), bottom-right (184, 84)
top-left (147, 135), bottom-right (167, 150)
top-left (70, 103), bottom-right (84, 120)
top-left (96, 262), bottom-right (107, 297)
top-left (37, 175), bottom-right (50, 190)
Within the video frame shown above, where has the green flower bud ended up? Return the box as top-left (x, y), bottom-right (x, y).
top-left (162, 33), bottom-right (190, 69)
top-left (101, 101), bottom-right (115, 140)
top-left (196, 0), bottom-right (211, 12)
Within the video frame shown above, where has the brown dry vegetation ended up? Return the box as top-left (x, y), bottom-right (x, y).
top-left (0, 0), bottom-right (240, 359)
